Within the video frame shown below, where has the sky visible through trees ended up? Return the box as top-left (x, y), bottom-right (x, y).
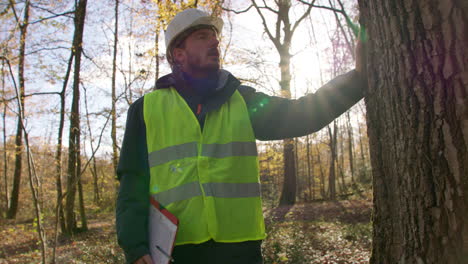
top-left (2, 0), bottom-right (361, 155)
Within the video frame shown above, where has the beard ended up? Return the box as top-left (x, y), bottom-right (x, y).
top-left (185, 48), bottom-right (220, 76)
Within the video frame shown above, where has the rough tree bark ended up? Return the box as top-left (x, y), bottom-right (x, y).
top-left (359, 0), bottom-right (468, 262)
top-left (65, 0), bottom-right (87, 234)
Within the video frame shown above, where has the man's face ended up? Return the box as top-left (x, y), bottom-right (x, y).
top-left (173, 28), bottom-right (220, 78)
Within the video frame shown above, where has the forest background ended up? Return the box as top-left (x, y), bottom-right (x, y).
top-left (2, 0), bottom-right (376, 263)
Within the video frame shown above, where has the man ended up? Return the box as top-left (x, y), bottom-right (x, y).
top-left (117, 8), bottom-right (366, 264)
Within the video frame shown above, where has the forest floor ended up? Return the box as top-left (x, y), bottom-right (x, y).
top-left (0, 198), bottom-right (372, 264)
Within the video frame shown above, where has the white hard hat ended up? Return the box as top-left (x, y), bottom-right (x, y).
top-left (165, 8), bottom-right (223, 57)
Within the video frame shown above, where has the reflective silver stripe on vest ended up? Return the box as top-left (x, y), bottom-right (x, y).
top-left (152, 182), bottom-right (202, 206)
top-left (148, 142), bottom-right (198, 167)
top-left (202, 142), bottom-right (257, 158)
top-left (203, 182), bottom-right (261, 198)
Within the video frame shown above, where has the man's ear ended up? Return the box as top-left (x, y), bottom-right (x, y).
top-left (172, 47), bottom-right (185, 65)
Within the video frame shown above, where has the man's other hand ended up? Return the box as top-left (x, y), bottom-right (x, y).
top-left (134, 254), bottom-right (154, 264)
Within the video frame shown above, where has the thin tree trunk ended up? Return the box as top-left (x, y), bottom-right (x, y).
top-left (316, 145), bottom-right (326, 199)
top-left (328, 122), bottom-right (337, 200)
top-left (51, 51), bottom-right (73, 264)
top-left (111, 0), bottom-right (119, 174)
top-left (65, 0), bottom-right (87, 235)
top-left (77, 156), bottom-right (87, 231)
top-left (294, 138), bottom-right (302, 201)
top-left (24, 126), bottom-right (47, 264)
top-left (359, 0), bottom-right (468, 262)
top-left (1, 60), bottom-right (9, 214)
top-left (126, 8), bottom-right (134, 104)
top-left (84, 86), bottom-right (100, 204)
top-left (155, 31), bottom-right (159, 85)
top-left (11, 34), bottom-right (47, 262)
top-left (7, 0), bottom-right (29, 219)
top-left (306, 135), bottom-right (312, 201)
top-left (346, 112), bottom-right (355, 182)
top-left (278, 48), bottom-right (296, 205)
top-left (91, 157), bottom-right (100, 203)
top-left (250, 0), bottom-right (313, 206)
top-left (339, 122), bottom-right (346, 193)
top-left (357, 115), bottom-right (367, 181)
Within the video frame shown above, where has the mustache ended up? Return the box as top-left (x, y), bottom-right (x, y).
top-left (207, 48), bottom-right (219, 56)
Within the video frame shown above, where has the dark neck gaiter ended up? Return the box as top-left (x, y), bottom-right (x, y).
top-left (182, 72), bottom-right (219, 97)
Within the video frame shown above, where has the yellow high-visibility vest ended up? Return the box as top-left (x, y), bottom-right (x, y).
top-left (143, 88), bottom-right (266, 245)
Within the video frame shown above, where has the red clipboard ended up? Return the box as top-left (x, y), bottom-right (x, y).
top-left (149, 197), bottom-right (179, 264)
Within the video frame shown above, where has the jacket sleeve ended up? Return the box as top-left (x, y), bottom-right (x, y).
top-left (116, 97), bottom-right (151, 264)
top-left (239, 70), bottom-right (365, 140)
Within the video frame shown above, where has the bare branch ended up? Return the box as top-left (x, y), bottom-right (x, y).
top-left (28, 2), bottom-right (74, 19)
top-left (26, 46), bottom-right (69, 56)
top-left (251, 0), bottom-right (280, 49)
top-left (26, 91), bottom-right (61, 97)
top-left (0, 1), bottom-right (11, 15)
top-left (330, 0), bottom-right (355, 58)
top-left (297, 0), bottom-right (344, 14)
top-left (0, 91), bottom-right (60, 103)
top-left (0, 56), bottom-right (19, 95)
top-left (29, 11), bottom-right (75, 25)
top-left (222, 4), bottom-right (254, 14)
top-left (292, 0), bottom-right (316, 35)
top-left (8, 0), bottom-right (19, 23)
top-left (261, 0), bottom-right (278, 14)
top-left (82, 49), bottom-right (105, 70)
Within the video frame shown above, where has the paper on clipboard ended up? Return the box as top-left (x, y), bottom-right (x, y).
top-left (149, 196), bottom-right (179, 264)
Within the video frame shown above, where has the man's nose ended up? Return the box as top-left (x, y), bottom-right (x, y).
top-left (210, 35), bottom-right (220, 47)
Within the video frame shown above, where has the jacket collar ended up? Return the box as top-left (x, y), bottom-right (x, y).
top-left (154, 69), bottom-right (241, 113)
top-left (155, 69), bottom-right (237, 91)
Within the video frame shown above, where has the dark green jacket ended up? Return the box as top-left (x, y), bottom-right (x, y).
top-left (116, 69), bottom-right (365, 263)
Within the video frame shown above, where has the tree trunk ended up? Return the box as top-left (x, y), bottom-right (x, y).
top-left (51, 50), bottom-right (73, 263)
top-left (357, 114), bottom-right (367, 181)
top-left (338, 122), bottom-right (346, 193)
top-left (250, 0), bottom-right (313, 206)
top-left (346, 112), bottom-right (355, 182)
top-left (306, 135), bottom-right (313, 201)
top-left (316, 145), bottom-right (326, 199)
top-left (65, 0), bottom-right (87, 234)
top-left (359, 0), bottom-right (468, 262)
top-left (55, 52), bottom-right (73, 236)
top-left (111, 0), bottom-right (119, 174)
top-left (328, 122), bottom-right (338, 200)
top-left (1, 60), bottom-right (9, 214)
top-left (77, 159), bottom-right (87, 231)
top-left (155, 30), bottom-right (160, 86)
top-left (278, 48), bottom-right (297, 206)
top-left (84, 84), bottom-right (100, 205)
top-left (90, 154), bottom-right (100, 204)
top-left (7, 0), bottom-right (29, 219)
